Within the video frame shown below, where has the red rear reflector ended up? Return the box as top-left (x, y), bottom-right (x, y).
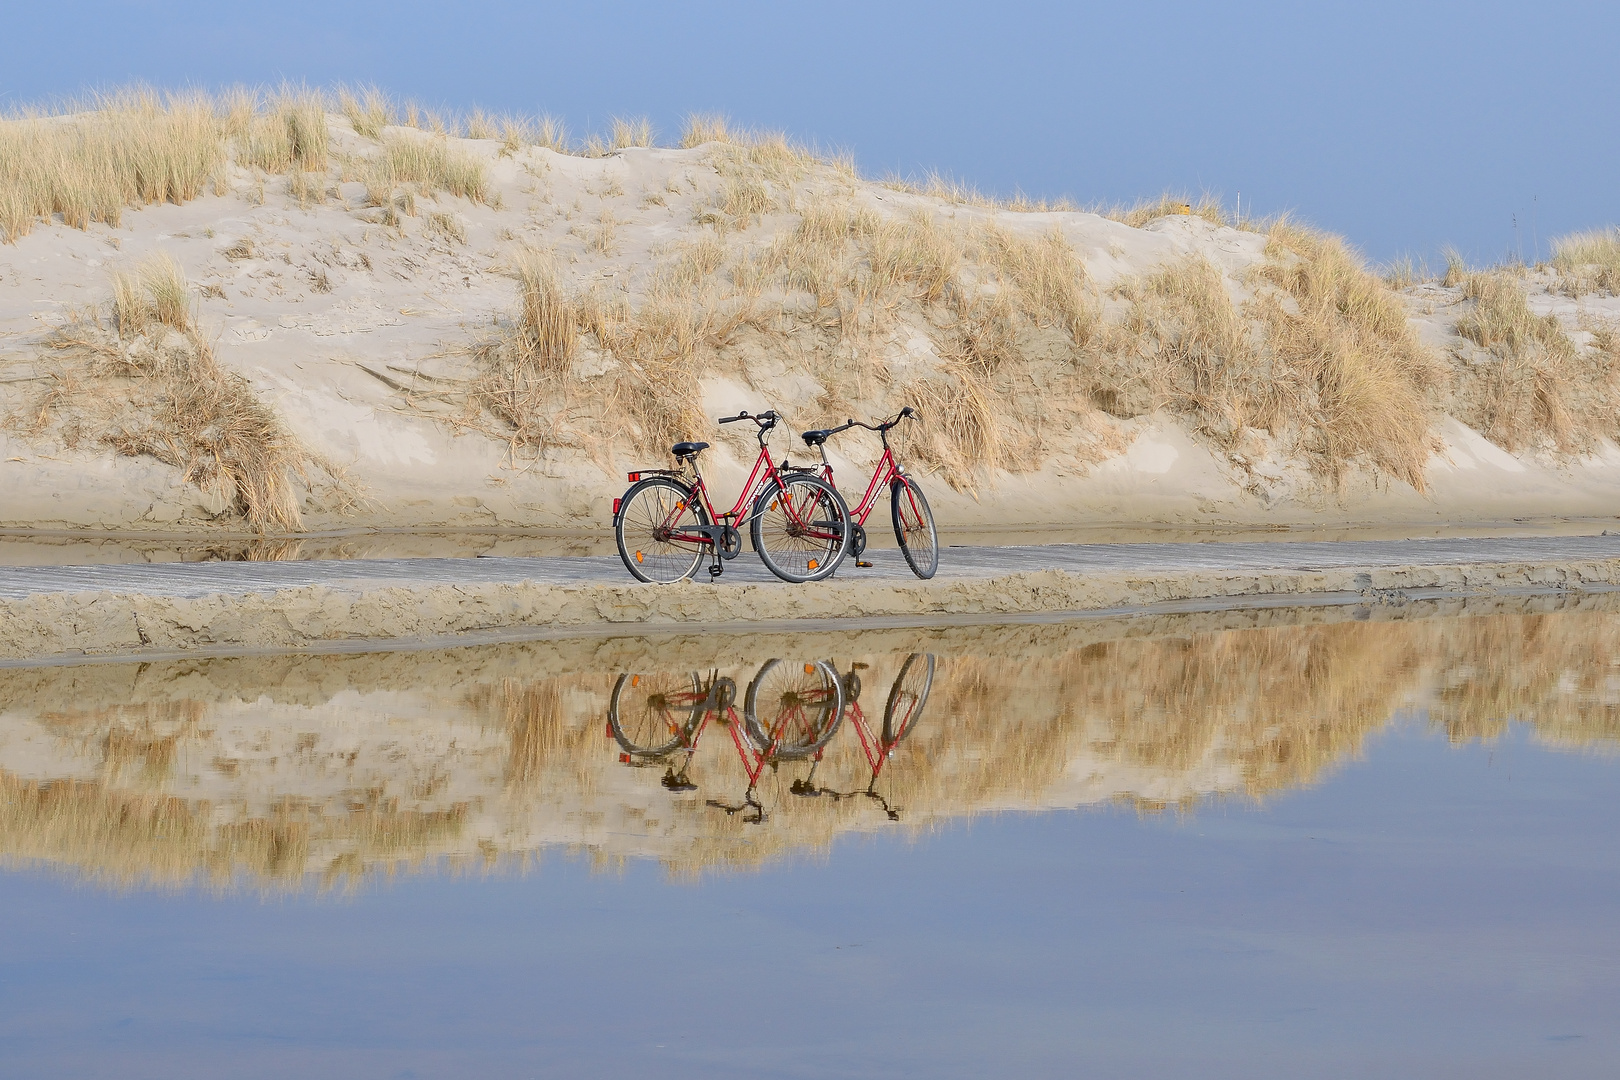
top-left (628, 472), bottom-right (641, 482)
top-left (612, 498), bottom-right (622, 515)
top-left (619, 753), bottom-right (631, 763)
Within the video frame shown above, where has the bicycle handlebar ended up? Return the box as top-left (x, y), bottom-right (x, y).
top-left (718, 410), bottom-right (779, 426)
top-left (842, 407), bottom-right (920, 434)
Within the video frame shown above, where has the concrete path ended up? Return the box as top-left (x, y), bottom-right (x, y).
top-left (3, 533), bottom-right (1620, 600)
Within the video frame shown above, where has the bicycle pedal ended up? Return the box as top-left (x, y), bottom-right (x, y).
top-left (855, 560), bottom-right (874, 568)
top-left (708, 564), bottom-right (724, 577)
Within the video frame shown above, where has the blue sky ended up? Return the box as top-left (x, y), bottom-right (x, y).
top-left (5, 0), bottom-right (1615, 266)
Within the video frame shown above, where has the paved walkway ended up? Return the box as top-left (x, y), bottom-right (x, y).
top-left (1, 533), bottom-right (1619, 601)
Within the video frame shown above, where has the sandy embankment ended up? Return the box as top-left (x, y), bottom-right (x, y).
top-left (5, 556), bottom-right (1619, 663)
top-left (5, 106), bottom-right (1620, 538)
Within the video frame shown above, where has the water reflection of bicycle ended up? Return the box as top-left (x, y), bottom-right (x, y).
top-left (791, 654), bottom-right (935, 820)
top-left (608, 661), bottom-right (844, 824)
top-left (607, 654), bottom-right (934, 822)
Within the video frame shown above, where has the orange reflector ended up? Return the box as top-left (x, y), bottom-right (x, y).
top-left (635, 551), bottom-right (644, 563)
top-left (808, 558), bottom-right (819, 570)
top-left (804, 664), bottom-right (815, 674)
top-left (631, 675), bottom-right (641, 687)
top-left (770, 500), bottom-right (779, 511)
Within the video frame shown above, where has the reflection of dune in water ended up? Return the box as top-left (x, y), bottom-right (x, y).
top-left (2, 600), bottom-right (1619, 890)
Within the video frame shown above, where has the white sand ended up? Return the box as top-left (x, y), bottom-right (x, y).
top-left (3, 122), bottom-right (1620, 536)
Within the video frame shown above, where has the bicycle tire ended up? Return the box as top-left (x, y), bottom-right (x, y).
top-left (890, 477), bottom-right (938, 579)
top-left (750, 474), bottom-right (850, 583)
top-left (743, 659), bottom-right (845, 759)
top-left (882, 653), bottom-right (935, 745)
top-left (616, 476), bottom-right (711, 583)
top-left (609, 671), bottom-right (705, 756)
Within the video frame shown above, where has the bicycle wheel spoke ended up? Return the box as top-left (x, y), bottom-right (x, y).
top-left (751, 476), bottom-right (849, 582)
top-left (744, 660), bottom-right (845, 759)
top-left (617, 477), bottom-right (708, 583)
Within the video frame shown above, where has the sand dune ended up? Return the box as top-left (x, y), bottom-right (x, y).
top-left (4, 95), bottom-right (1620, 537)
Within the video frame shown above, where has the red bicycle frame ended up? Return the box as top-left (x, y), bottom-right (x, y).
top-left (818, 442), bottom-right (905, 529)
top-left (622, 412), bottom-right (841, 551)
top-left (796, 410), bottom-right (927, 534)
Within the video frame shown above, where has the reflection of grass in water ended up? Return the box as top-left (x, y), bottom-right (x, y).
top-left (0, 775), bottom-right (469, 890)
top-left (466, 674), bottom-right (616, 799)
top-left (40, 700), bottom-right (207, 789)
top-left (6, 609), bottom-right (1620, 887)
top-left (1430, 612), bottom-right (1620, 751)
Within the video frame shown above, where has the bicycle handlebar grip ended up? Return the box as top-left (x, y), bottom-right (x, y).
top-left (901, 406), bottom-right (917, 419)
top-left (718, 411), bottom-right (749, 424)
top-left (758, 410), bottom-right (779, 422)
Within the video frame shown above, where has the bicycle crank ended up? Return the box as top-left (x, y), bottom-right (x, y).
top-left (849, 523), bottom-right (867, 557)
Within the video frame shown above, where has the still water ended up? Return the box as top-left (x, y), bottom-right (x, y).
top-left (1, 601), bottom-right (1618, 1078)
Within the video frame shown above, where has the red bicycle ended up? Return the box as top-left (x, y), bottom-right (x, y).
top-left (790, 653), bottom-right (935, 820)
top-left (607, 660), bottom-right (845, 823)
top-left (613, 410), bottom-right (851, 584)
top-left (796, 407), bottom-right (938, 579)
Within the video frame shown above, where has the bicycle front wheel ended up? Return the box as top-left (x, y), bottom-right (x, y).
top-left (882, 653), bottom-right (935, 745)
top-left (616, 476), bottom-right (710, 583)
top-left (750, 474), bottom-right (850, 583)
top-left (744, 659), bottom-right (845, 759)
top-left (609, 671), bottom-right (705, 756)
top-left (890, 477), bottom-right (938, 579)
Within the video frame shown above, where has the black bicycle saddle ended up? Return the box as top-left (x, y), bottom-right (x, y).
top-left (671, 441), bottom-right (710, 458)
top-left (800, 429), bottom-right (831, 447)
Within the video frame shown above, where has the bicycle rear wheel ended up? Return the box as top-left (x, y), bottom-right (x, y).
top-left (890, 477), bottom-right (938, 579)
top-left (609, 671), bottom-right (705, 756)
top-left (750, 474), bottom-right (850, 583)
top-left (744, 659), bottom-right (845, 759)
top-left (616, 476), bottom-right (710, 583)
top-left (882, 653), bottom-right (935, 745)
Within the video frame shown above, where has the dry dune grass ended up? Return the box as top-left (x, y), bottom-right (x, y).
top-left (1552, 228), bottom-right (1620, 296)
top-left (1101, 223), bottom-right (1442, 488)
top-left (472, 241), bottom-right (750, 458)
top-left (1250, 223), bottom-right (1443, 487)
top-left (225, 89), bottom-right (329, 174)
top-left (468, 148), bottom-right (1440, 491)
top-left (337, 84), bottom-right (392, 139)
top-left (366, 131), bottom-right (489, 206)
top-left (25, 254), bottom-right (354, 530)
top-left (473, 198), bottom-right (1106, 478)
top-left (680, 113), bottom-right (732, 148)
top-left (0, 89), bottom-right (223, 243)
top-left (1101, 192), bottom-right (1229, 229)
top-left (1, 86), bottom-right (506, 248)
top-left (1450, 268), bottom-right (1620, 453)
top-left (881, 171), bottom-right (1079, 214)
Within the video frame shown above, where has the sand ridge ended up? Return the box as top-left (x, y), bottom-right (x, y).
top-left (4, 110), bottom-right (1620, 536)
top-left (2, 551), bottom-right (1619, 664)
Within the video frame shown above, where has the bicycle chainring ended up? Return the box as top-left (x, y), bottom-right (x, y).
top-left (718, 524), bottom-right (743, 559)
